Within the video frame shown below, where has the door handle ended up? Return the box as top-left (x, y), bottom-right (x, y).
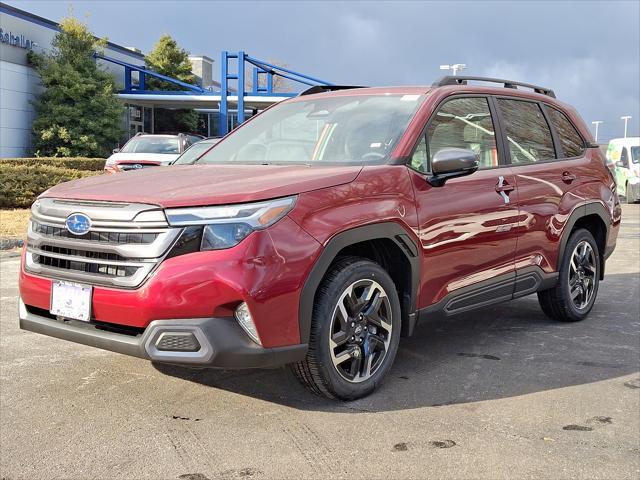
top-left (495, 183), bottom-right (515, 193)
top-left (496, 176), bottom-right (514, 204)
top-left (561, 171), bottom-right (577, 183)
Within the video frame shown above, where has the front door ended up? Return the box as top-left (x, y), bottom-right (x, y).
top-left (408, 96), bottom-right (519, 312)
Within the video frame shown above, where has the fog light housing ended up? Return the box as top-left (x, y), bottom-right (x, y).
top-left (234, 302), bottom-right (261, 345)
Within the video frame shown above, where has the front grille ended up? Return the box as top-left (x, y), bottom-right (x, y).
top-left (119, 164), bottom-right (159, 171)
top-left (26, 198), bottom-right (182, 288)
top-left (32, 253), bottom-right (139, 278)
top-left (32, 222), bottom-right (159, 244)
top-left (39, 244), bottom-right (129, 262)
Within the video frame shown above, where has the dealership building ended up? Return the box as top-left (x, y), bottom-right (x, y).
top-left (0, 2), bottom-right (221, 157)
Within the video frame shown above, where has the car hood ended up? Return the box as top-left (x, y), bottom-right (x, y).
top-left (108, 152), bottom-right (179, 165)
top-left (41, 164), bottom-right (363, 208)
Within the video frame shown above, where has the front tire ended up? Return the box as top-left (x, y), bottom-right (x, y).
top-left (291, 256), bottom-right (401, 400)
top-left (538, 229), bottom-right (600, 322)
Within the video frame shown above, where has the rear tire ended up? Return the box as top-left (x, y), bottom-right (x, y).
top-left (291, 256), bottom-right (401, 400)
top-left (538, 229), bottom-right (600, 322)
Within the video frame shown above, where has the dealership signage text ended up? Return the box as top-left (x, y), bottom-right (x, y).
top-left (0, 28), bottom-right (35, 49)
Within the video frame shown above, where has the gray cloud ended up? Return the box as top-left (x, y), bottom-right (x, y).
top-left (7, 0), bottom-right (640, 140)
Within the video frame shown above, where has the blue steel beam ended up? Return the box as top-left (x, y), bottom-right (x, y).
top-left (94, 52), bottom-right (206, 93)
top-left (237, 51), bottom-right (246, 124)
top-left (244, 56), bottom-right (333, 86)
top-left (219, 50), bottom-right (230, 136)
top-left (96, 51), bottom-right (332, 137)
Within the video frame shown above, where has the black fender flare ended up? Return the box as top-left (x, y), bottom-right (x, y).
top-left (558, 202), bottom-right (610, 279)
top-left (298, 222), bottom-right (420, 344)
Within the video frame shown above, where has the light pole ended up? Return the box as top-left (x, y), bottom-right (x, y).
top-left (440, 64), bottom-right (467, 76)
top-left (621, 116), bottom-right (632, 138)
top-left (591, 121), bottom-right (603, 143)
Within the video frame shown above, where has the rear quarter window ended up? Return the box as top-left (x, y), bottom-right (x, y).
top-left (547, 107), bottom-right (585, 158)
top-left (497, 99), bottom-right (556, 164)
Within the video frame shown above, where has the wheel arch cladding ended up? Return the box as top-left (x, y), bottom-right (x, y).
top-left (299, 222), bottom-right (420, 344)
top-left (559, 202), bottom-right (609, 280)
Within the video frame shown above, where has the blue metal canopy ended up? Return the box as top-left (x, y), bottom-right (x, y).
top-left (95, 51), bottom-right (333, 135)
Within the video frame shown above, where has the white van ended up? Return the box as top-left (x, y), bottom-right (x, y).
top-left (606, 137), bottom-right (640, 203)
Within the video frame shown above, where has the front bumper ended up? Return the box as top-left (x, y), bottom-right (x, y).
top-left (20, 216), bottom-right (323, 348)
top-left (19, 299), bottom-right (307, 368)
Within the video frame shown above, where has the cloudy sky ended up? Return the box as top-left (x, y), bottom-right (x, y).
top-left (7, 0), bottom-right (640, 141)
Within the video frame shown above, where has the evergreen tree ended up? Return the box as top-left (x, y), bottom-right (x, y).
top-left (29, 17), bottom-right (124, 157)
top-left (145, 34), bottom-right (199, 133)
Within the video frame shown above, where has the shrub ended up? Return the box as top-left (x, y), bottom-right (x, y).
top-left (0, 163), bottom-right (101, 208)
top-left (29, 17), bottom-right (124, 157)
top-left (0, 157), bottom-right (105, 171)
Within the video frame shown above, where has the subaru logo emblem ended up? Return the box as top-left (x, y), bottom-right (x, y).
top-left (65, 213), bottom-right (92, 235)
top-left (131, 164), bottom-right (143, 170)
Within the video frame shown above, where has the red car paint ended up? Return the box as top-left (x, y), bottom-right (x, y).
top-left (19, 83), bottom-right (620, 365)
top-left (43, 164), bottom-right (363, 208)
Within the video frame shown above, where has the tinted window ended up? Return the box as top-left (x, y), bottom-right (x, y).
top-left (120, 137), bottom-right (180, 154)
top-left (173, 142), bottom-right (215, 165)
top-left (425, 97), bottom-right (498, 171)
top-left (410, 135), bottom-right (428, 172)
top-left (547, 107), bottom-right (585, 158)
top-left (620, 147), bottom-right (629, 168)
top-left (631, 146), bottom-right (639, 164)
top-left (196, 95), bottom-right (423, 165)
top-left (498, 99), bottom-right (555, 164)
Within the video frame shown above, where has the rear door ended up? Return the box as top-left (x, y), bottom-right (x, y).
top-left (408, 96), bottom-right (520, 312)
top-left (495, 97), bottom-right (587, 277)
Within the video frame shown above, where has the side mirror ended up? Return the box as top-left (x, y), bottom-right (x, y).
top-left (112, 148), bottom-right (120, 154)
top-left (427, 148), bottom-right (479, 187)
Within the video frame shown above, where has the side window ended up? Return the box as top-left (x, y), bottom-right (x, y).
top-left (547, 107), bottom-right (585, 158)
top-left (498, 99), bottom-right (556, 164)
top-left (620, 147), bottom-right (629, 168)
top-left (425, 97), bottom-right (498, 171)
top-left (410, 135), bottom-right (428, 172)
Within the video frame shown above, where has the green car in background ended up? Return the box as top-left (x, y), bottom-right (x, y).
top-left (607, 137), bottom-right (640, 203)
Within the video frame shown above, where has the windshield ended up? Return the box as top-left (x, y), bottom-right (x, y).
top-left (631, 146), bottom-right (640, 164)
top-left (196, 94), bottom-right (424, 165)
top-left (121, 137), bottom-right (180, 154)
top-left (173, 141), bottom-right (217, 165)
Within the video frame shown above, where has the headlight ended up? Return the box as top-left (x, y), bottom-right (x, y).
top-left (165, 196), bottom-right (296, 251)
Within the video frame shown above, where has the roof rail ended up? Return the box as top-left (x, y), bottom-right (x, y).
top-left (299, 85), bottom-right (365, 96)
top-left (432, 76), bottom-right (555, 98)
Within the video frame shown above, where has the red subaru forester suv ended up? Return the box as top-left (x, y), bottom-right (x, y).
top-left (19, 77), bottom-right (621, 400)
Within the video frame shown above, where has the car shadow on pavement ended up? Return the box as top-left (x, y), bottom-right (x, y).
top-left (153, 272), bottom-right (640, 413)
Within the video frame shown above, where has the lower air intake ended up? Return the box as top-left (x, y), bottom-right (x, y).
top-left (155, 332), bottom-right (201, 352)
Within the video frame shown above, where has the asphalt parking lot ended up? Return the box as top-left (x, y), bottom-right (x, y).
top-left (1, 205), bottom-right (638, 480)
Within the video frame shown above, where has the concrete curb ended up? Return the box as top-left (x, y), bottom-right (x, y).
top-left (0, 250), bottom-right (21, 259)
